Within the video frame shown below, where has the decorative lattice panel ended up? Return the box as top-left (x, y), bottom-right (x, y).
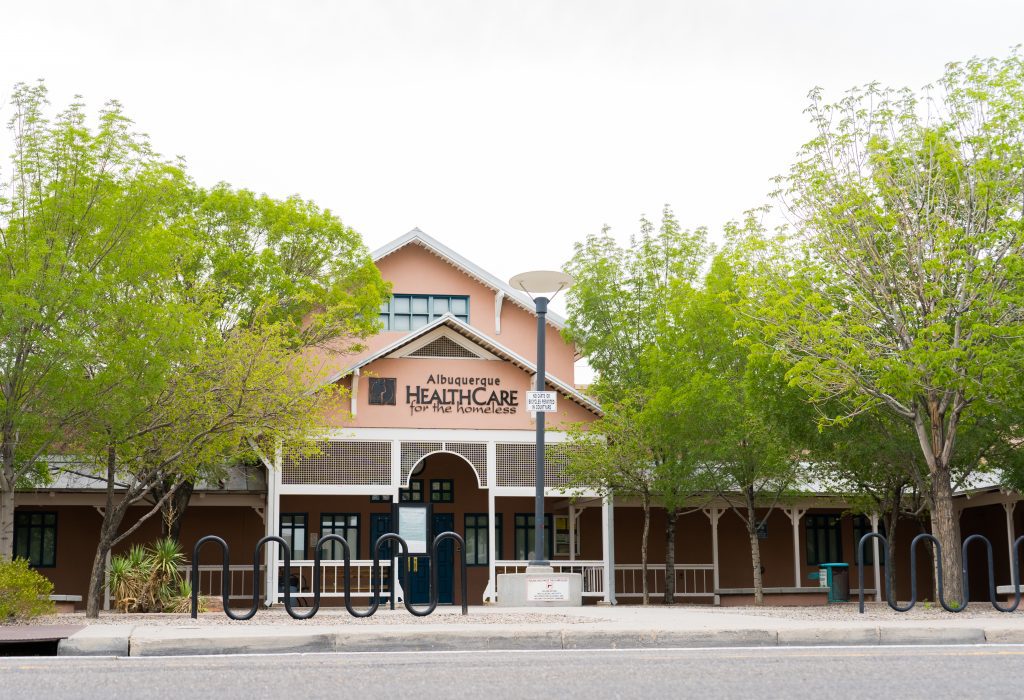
top-left (496, 443), bottom-right (575, 487)
top-left (408, 335), bottom-right (480, 359)
top-left (282, 441), bottom-right (391, 485)
top-left (445, 442), bottom-right (488, 486)
top-left (400, 441), bottom-right (443, 484)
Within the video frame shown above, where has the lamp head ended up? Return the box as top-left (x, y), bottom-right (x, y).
top-left (508, 270), bottom-right (575, 296)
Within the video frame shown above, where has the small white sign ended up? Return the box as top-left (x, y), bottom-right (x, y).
top-left (398, 506), bottom-right (428, 554)
top-left (526, 391), bottom-right (558, 412)
top-left (527, 576), bottom-right (570, 602)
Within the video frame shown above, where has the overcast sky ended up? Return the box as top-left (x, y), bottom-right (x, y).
top-left (3, 1), bottom-right (1023, 291)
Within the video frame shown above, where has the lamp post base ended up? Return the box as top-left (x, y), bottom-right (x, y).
top-left (496, 571), bottom-right (583, 607)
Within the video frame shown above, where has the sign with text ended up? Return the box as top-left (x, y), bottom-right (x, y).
top-left (395, 504), bottom-right (429, 554)
top-left (406, 374), bottom-right (519, 416)
top-left (526, 391), bottom-right (557, 413)
top-left (526, 576), bottom-right (570, 602)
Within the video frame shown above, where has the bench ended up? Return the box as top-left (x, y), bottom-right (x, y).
top-left (48, 594), bottom-right (82, 613)
top-left (997, 585), bottom-right (1022, 603)
top-left (717, 587), bottom-right (829, 606)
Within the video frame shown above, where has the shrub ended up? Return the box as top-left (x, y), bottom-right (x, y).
top-left (108, 538), bottom-right (204, 613)
top-left (0, 558), bottom-right (55, 621)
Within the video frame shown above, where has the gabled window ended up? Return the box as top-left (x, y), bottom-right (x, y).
top-left (379, 295), bottom-right (469, 330)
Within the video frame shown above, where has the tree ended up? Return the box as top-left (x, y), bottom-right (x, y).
top-left (0, 82), bottom-right (187, 560)
top-left (655, 254), bottom-right (801, 604)
top-left (754, 53), bottom-right (1024, 604)
top-left (563, 209), bottom-right (712, 603)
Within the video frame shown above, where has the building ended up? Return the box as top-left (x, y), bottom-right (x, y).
top-left (13, 229), bottom-right (1024, 608)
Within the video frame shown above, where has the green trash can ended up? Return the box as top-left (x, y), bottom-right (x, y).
top-left (819, 562), bottom-right (850, 603)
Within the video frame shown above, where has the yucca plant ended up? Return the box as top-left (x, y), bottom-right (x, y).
top-left (107, 538), bottom-right (194, 613)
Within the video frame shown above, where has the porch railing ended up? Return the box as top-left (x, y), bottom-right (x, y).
top-left (180, 564), bottom-right (264, 600)
top-left (275, 560), bottom-right (393, 600)
top-left (494, 560), bottom-right (606, 597)
top-left (181, 560), bottom-right (393, 601)
top-left (614, 564), bottom-right (714, 599)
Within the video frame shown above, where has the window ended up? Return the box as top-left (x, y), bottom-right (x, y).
top-left (514, 513), bottom-right (552, 561)
top-left (320, 513), bottom-right (360, 559)
top-left (805, 513), bottom-right (843, 566)
top-left (379, 294), bottom-right (469, 330)
top-left (400, 479), bottom-right (423, 503)
top-left (370, 494), bottom-right (393, 503)
top-left (465, 513), bottom-right (502, 565)
top-left (280, 513), bottom-right (307, 560)
top-left (14, 512), bottom-right (56, 567)
top-left (430, 479), bottom-right (454, 503)
top-left (853, 515), bottom-right (886, 565)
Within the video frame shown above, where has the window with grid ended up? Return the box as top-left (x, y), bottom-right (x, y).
top-left (280, 513), bottom-right (307, 560)
top-left (430, 479), bottom-right (454, 503)
top-left (320, 513), bottom-right (360, 559)
top-left (379, 295), bottom-right (469, 330)
top-left (400, 479), bottom-right (423, 503)
top-left (514, 513), bottom-right (552, 561)
top-left (805, 513), bottom-right (843, 565)
top-left (465, 513), bottom-right (502, 565)
top-left (14, 512), bottom-right (57, 567)
top-left (853, 515), bottom-right (886, 565)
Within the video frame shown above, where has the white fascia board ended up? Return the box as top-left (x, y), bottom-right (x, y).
top-left (371, 229), bottom-right (567, 329)
top-left (277, 484), bottom-right (392, 496)
top-left (316, 427), bottom-right (575, 442)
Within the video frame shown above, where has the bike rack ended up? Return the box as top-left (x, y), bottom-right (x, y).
top-left (190, 531), bottom-right (468, 619)
top-left (857, 532), bottom-right (1024, 614)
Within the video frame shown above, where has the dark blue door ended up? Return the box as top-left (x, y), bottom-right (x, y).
top-left (406, 513), bottom-right (454, 605)
top-left (433, 513), bottom-right (454, 605)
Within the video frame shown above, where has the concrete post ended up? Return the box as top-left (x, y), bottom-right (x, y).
top-left (602, 495), bottom-right (615, 604)
top-left (870, 513), bottom-right (882, 603)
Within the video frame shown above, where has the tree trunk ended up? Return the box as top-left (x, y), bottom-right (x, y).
top-left (664, 507), bottom-right (677, 604)
top-left (0, 437), bottom-right (15, 561)
top-left (882, 512), bottom-right (898, 602)
top-left (745, 486), bottom-right (764, 605)
top-left (930, 471), bottom-right (963, 606)
top-left (0, 473), bottom-right (14, 561)
top-left (640, 496), bottom-right (650, 605)
top-left (157, 479), bottom-right (194, 541)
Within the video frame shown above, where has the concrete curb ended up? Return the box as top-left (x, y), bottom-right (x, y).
top-left (53, 624), bottom-right (1024, 657)
top-left (57, 625), bottom-right (134, 657)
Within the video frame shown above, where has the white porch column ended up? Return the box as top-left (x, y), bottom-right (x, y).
top-left (784, 508), bottom-right (807, 588)
top-left (703, 508), bottom-right (722, 606)
top-left (1005, 501), bottom-right (1018, 583)
top-left (602, 494), bottom-right (616, 604)
top-left (485, 441), bottom-right (497, 602)
top-left (264, 443), bottom-right (281, 607)
top-left (568, 504), bottom-right (576, 562)
top-left (390, 439), bottom-right (402, 499)
top-left (870, 513), bottom-right (882, 603)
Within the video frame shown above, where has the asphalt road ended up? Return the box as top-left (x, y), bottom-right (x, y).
top-left (1, 645), bottom-right (1022, 699)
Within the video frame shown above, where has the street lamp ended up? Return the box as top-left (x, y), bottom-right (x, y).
top-left (509, 270), bottom-right (574, 569)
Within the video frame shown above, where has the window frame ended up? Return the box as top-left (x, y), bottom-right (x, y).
top-left (379, 294), bottom-right (470, 331)
top-left (320, 513), bottom-right (361, 559)
top-left (429, 479), bottom-right (454, 503)
top-left (14, 511), bottom-right (57, 568)
top-left (514, 513), bottom-right (552, 561)
top-left (400, 479), bottom-right (424, 503)
top-left (279, 512), bottom-right (308, 560)
top-left (805, 513), bottom-right (843, 566)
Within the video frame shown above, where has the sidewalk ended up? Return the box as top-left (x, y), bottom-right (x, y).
top-left (14, 603), bottom-right (1024, 657)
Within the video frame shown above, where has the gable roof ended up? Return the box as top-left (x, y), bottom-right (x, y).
top-left (372, 228), bottom-right (567, 330)
top-left (321, 314), bottom-right (602, 416)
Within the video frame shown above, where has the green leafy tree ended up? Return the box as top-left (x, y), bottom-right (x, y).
top-left (655, 255), bottom-right (802, 604)
top-left (563, 209), bottom-right (712, 603)
top-left (753, 53), bottom-right (1024, 604)
top-left (0, 82), bottom-right (187, 561)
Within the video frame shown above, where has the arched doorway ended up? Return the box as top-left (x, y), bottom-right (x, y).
top-left (387, 451), bottom-right (487, 605)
